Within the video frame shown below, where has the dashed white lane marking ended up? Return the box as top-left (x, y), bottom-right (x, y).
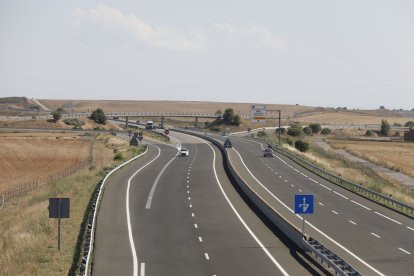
top-left (406, 226), bottom-right (414, 231)
top-left (140, 263), bottom-right (145, 276)
top-left (298, 189), bottom-right (303, 193)
top-left (279, 176), bottom-right (282, 178)
top-left (349, 220), bottom-right (357, 225)
top-left (374, 211), bottom-right (403, 225)
top-left (192, 213), bottom-right (195, 217)
top-left (204, 253), bottom-right (210, 260)
top-left (371, 232), bottom-right (381, 238)
top-left (319, 183), bottom-right (332, 191)
top-left (188, 197), bottom-right (191, 201)
top-left (333, 191), bottom-right (349, 200)
top-left (398, 248), bottom-right (412, 255)
top-left (308, 178), bottom-right (318, 183)
top-left (187, 180), bottom-right (190, 183)
top-left (189, 204), bottom-right (192, 208)
top-left (187, 185), bottom-right (189, 188)
top-left (332, 210), bottom-right (339, 215)
top-left (198, 237), bottom-right (203, 242)
top-left (291, 184), bottom-right (295, 187)
top-left (275, 172), bottom-right (278, 175)
top-left (187, 190), bottom-right (190, 194)
top-left (300, 172), bottom-right (308, 178)
top-left (194, 223), bottom-right (198, 229)
top-left (350, 200), bottom-right (372, 211)
top-left (284, 180), bottom-right (288, 182)
top-left (187, 176), bottom-right (190, 179)
top-left (318, 202), bottom-right (324, 206)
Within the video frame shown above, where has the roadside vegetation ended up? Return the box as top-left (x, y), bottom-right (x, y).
top-left (0, 133), bottom-right (145, 275)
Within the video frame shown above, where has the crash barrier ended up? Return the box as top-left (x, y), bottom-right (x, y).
top-left (80, 146), bottom-right (148, 276)
top-left (173, 129), bottom-right (360, 276)
top-left (249, 137), bottom-right (414, 218)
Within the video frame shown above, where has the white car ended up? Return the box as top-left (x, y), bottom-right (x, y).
top-left (179, 148), bottom-right (189, 157)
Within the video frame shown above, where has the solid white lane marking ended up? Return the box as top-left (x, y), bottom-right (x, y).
top-left (194, 223), bottom-right (198, 229)
top-left (198, 236), bottom-right (203, 242)
top-left (199, 141), bottom-right (289, 276)
top-left (371, 232), bottom-right (381, 238)
top-left (140, 263), bottom-right (145, 276)
top-left (308, 178), bottom-right (318, 183)
top-left (398, 248), bottom-right (411, 255)
top-left (319, 183), bottom-right (332, 191)
top-left (333, 191), bottom-right (349, 200)
top-left (350, 200), bottom-right (371, 211)
top-left (127, 145), bottom-right (161, 276)
top-left (406, 226), bottom-right (414, 231)
top-left (318, 202), bottom-right (324, 206)
top-left (374, 211), bottom-right (402, 225)
top-left (205, 253), bottom-right (210, 260)
top-left (332, 210), bottom-right (339, 215)
top-left (349, 220), bottom-right (357, 225)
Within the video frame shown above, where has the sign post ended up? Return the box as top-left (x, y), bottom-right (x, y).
top-left (49, 198), bottom-right (70, 251)
top-left (294, 194), bottom-right (314, 237)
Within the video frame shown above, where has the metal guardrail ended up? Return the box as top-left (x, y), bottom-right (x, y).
top-left (303, 238), bottom-right (360, 276)
top-left (249, 137), bottom-right (414, 218)
top-left (174, 129), bottom-right (360, 276)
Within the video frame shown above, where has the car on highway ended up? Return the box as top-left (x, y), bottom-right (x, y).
top-left (179, 148), bottom-right (189, 157)
top-left (263, 148), bottom-right (273, 157)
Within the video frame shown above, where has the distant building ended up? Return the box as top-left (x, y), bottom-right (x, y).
top-left (404, 129), bottom-right (414, 142)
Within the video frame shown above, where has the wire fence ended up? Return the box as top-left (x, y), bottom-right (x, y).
top-left (0, 137), bottom-right (95, 209)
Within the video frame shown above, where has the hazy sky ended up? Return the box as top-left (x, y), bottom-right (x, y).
top-left (1, 1), bottom-right (413, 109)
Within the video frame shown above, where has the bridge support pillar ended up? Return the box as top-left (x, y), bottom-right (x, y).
top-left (195, 116), bottom-right (199, 128)
top-left (125, 116), bottom-right (129, 129)
top-left (160, 116), bottom-right (165, 128)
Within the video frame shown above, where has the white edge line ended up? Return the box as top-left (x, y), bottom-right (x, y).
top-left (197, 138), bottom-right (290, 276)
top-left (145, 155), bottom-right (176, 209)
top-left (374, 211), bottom-right (402, 225)
top-left (232, 147), bottom-right (385, 276)
top-left (85, 146), bottom-right (150, 276)
top-left (127, 145), bottom-right (161, 276)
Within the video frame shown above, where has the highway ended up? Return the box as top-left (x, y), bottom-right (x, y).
top-left (92, 132), bottom-right (327, 275)
top-left (212, 134), bottom-right (414, 275)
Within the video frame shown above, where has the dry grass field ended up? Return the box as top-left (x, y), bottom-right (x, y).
top-left (295, 110), bottom-right (412, 125)
top-left (0, 133), bottom-right (92, 194)
top-left (0, 133), bottom-right (144, 275)
top-left (327, 139), bottom-right (414, 178)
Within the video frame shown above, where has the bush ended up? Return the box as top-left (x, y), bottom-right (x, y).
top-left (287, 127), bottom-right (302, 137)
top-left (295, 140), bottom-right (310, 152)
top-left (285, 137), bottom-right (293, 145)
top-left (257, 130), bottom-right (268, 138)
top-left (380, 119), bottom-right (390, 136)
top-left (275, 127), bottom-right (286, 134)
top-left (365, 130), bottom-right (375, 137)
top-left (405, 121), bottom-right (414, 128)
top-left (309, 123), bottom-right (322, 134)
top-left (290, 122), bottom-right (302, 129)
top-left (209, 126), bottom-right (220, 132)
top-left (56, 107), bottom-right (65, 113)
top-left (303, 127), bottom-right (312, 135)
top-left (232, 114), bottom-right (241, 126)
top-left (64, 118), bottom-right (85, 127)
top-left (51, 111), bottom-right (61, 122)
top-left (90, 108), bottom-right (107, 124)
top-left (113, 152), bottom-right (123, 161)
top-left (321, 128), bottom-right (332, 135)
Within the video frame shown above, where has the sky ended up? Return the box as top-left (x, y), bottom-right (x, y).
top-left (1, 0), bottom-right (414, 109)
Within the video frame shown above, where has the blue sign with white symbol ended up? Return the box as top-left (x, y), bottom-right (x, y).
top-left (294, 194), bottom-right (314, 214)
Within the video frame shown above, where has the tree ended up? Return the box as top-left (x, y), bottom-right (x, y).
top-left (309, 123), bottom-right (322, 134)
top-left (51, 111), bottom-right (61, 122)
top-left (276, 127), bottom-right (286, 134)
top-left (223, 108), bottom-right (234, 122)
top-left (321, 128), bottom-right (332, 135)
top-left (56, 107), bottom-right (65, 113)
top-left (303, 127), bottom-right (312, 135)
top-left (287, 127), bottom-right (302, 137)
top-left (405, 121), bottom-right (414, 128)
top-left (90, 108), bottom-right (107, 124)
top-left (380, 119), bottom-right (390, 136)
top-left (232, 114), bottom-right (241, 126)
top-left (295, 140), bottom-right (310, 152)
top-left (215, 109), bottom-right (222, 115)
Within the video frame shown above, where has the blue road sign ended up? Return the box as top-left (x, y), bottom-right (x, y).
top-left (294, 194), bottom-right (314, 214)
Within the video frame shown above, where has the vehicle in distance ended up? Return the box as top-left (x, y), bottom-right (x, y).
top-left (179, 148), bottom-right (189, 157)
top-left (146, 121), bottom-right (154, 130)
top-left (263, 148), bottom-right (273, 157)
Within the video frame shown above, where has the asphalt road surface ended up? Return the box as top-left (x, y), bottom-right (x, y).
top-left (93, 132), bottom-right (328, 275)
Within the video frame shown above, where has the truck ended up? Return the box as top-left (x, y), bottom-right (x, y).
top-left (146, 121), bottom-right (154, 130)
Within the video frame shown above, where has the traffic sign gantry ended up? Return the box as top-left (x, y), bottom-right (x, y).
top-left (294, 194), bottom-right (314, 237)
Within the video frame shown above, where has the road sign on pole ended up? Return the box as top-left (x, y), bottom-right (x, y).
top-left (250, 104), bottom-right (266, 123)
top-left (294, 194), bottom-right (314, 238)
top-left (49, 198), bottom-right (70, 251)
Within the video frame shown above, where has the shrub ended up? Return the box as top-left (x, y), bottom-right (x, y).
top-left (275, 127), bottom-right (286, 134)
top-left (51, 111), bottom-right (61, 122)
top-left (64, 118), bottom-right (85, 127)
top-left (56, 107), bottom-right (65, 113)
top-left (209, 126), bottom-right (220, 132)
top-left (257, 130), bottom-right (268, 137)
top-left (321, 128), bottom-right (332, 135)
top-left (90, 108), bottom-right (107, 124)
top-left (285, 137), bottom-right (293, 145)
top-left (365, 130), bottom-right (375, 137)
top-left (380, 119), bottom-right (390, 136)
top-left (303, 127), bottom-right (312, 135)
top-left (287, 127), bottom-right (302, 137)
top-left (113, 152), bottom-right (123, 161)
top-left (309, 123), bottom-right (322, 134)
top-left (295, 140), bottom-right (310, 152)
top-left (405, 121), bottom-right (414, 128)
top-left (232, 114), bottom-right (241, 126)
